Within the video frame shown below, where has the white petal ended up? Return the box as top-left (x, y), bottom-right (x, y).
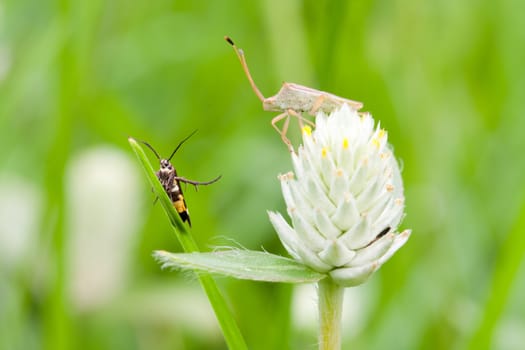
top-left (302, 147), bottom-right (329, 192)
top-left (337, 106), bottom-right (359, 140)
top-left (296, 145), bottom-right (316, 174)
top-left (313, 208), bottom-right (342, 239)
top-left (330, 193), bottom-right (360, 231)
top-left (302, 127), bottom-right (319, 162)
top-left (290, 208), bottom-right (325, 251)
top-left (312, 111), bottom-right (329, 144)
top-left (347, 158), bottom-right (369, 196)
top-left (279, 174), bottom-right (296, 209)
top-left (330, 230), bottom-right (410, 286)
top-left (291, 153), bottom-right (305, 180)
top-left (319, 149), bottom-right (336, 188)
top-left (300, 175), bottom-right (336, 215)
top-left (346, 232), bottom-right (395, 266)
top-left (336, 139), bottom-right (353, 171)
top-left (268, 211), bottom-right (301, 259)
top-left (375, 196), bottom-right (405, 229)
top-left (367, 190), bottom-right (393, 225)
top-left (329, 262), bottom-right (377, 287)
top-left (359, 114), bottom-right (375, 143)
top-left (349, 121), bottom-right (365, 149)
top-left (356, 176), bottom-right (383, 211)
top-left (390, 157), bottom-right (404, 198)
top-left (371, 126), bottom-right (389, 153)
top-left (318, 239), bottom-right (356, 267)
top-left (338, 215), bottom-right (375, 249)
top-left (287, 180), bottom-right (315, 225)
top-left (328, 168), bottom-right (348, 205)
top-left (268, 211), bottom-right (332, 272)
top-left (377, 230), bottom-right (411, 265)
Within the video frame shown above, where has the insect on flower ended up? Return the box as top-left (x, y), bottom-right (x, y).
top-left (225, 36), bottom-right (364, 148)
top-left (140, 131), bottom-right (222, 227)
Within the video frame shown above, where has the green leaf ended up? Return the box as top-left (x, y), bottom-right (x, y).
top-left (154, 250), bottom-right (327, 283)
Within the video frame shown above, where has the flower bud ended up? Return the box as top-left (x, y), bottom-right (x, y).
top-left (269, 105), bottom-right (410, 286)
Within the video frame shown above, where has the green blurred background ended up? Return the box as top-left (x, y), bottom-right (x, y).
top-left (1, 0), bottom-right (525, 349)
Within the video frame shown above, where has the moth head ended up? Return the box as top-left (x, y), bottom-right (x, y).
top-left (160, 159), bottom-right (173, 171)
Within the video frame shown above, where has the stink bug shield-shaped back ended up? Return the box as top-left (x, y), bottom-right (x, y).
top-left (225, 36), bottom-right (364, 148)
top-left (140, 131), bottom-right (221, 227)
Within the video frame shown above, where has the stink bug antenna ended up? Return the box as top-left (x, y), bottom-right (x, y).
top-left (224, 36), bottom-right (266, 102)
top-left (140, 140), bottom-right (161, 160)
top-left (168, 129), bottom-right (198, 161)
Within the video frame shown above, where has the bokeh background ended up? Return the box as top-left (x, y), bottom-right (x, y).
top-left (1, 0), bottom-right (525, 349)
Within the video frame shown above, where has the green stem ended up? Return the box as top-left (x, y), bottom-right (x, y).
top-left (43, 11), bottom-right (75, 350)
top-left (318, 278), bottom-right (344, 350)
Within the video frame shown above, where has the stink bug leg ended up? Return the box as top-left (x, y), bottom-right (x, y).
top-left (271, 110), bottom-right (315, 150)
top-left (310, 94), bottom-right (326, 115)
top-left (271, 111), bottom-right (292, 148)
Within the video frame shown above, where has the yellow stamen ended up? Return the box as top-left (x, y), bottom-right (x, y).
top-left (342, 138), bottom-right (349, 149)
top-left (321, 147), bottom-right (328, 158)
top-left (378, 129), bottom-right (385, 138)
top-left (278, 172), bottom-right (295, 181)
top-left (372, 138), bottom-right (380, 149)
top-left (302, 125), bottom-right (312, 136)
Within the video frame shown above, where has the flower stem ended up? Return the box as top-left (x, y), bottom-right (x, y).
top-left (318, 278), bottom-right (344, 350)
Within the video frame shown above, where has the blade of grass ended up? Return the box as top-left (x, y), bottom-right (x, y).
top-left (129, 137), bottom-right (248, 350)
top-left (467, 201), bottom-right (525, 350)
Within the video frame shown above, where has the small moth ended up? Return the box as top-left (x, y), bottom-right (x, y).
top-left (140, 131), bottom-right (221, 227)
top-left (225, 36), bottom-right (364, 147)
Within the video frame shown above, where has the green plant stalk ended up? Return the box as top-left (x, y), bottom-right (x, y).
top-left (129, 138), bottom-right (248, 350)
top-left (318, 278), bottom-right (344, 350)
top-left (467, 202), bottom-right (525, 350)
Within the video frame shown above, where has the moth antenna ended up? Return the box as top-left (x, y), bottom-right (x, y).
top-left (139, 140), bottom-right (161, 160)
top-left (168, 130), bottom-right (198, 161)
top-left (224, 36), bottom-right (266, 102)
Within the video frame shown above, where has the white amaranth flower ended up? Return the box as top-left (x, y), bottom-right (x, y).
top-left (269, 105), bottom-right (411, 287)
